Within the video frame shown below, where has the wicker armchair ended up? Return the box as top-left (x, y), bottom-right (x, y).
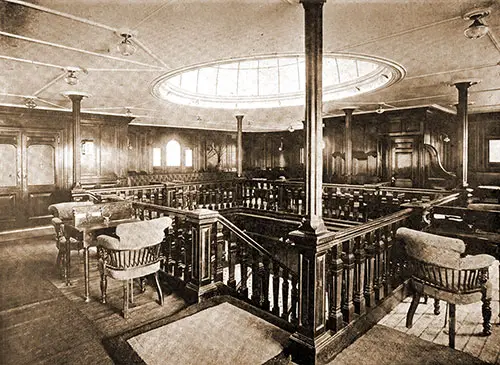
top-left (396, 228), bottom-right (495, 348)
top-left (96, 217), bottom-right (171, 318)
top-left (48, 201), bottom-right (93, 281)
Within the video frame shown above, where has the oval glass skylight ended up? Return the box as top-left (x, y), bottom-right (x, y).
top-left (151, 53), bottom-right (405, 109)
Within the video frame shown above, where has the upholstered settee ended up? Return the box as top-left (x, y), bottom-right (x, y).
top-left (127, 171), bottom-right (237, 186)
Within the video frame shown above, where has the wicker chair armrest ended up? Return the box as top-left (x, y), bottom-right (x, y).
top-left (96, 235), bottom-right (120, 250)
top-left (459, 254), bottom-right (496, 271)
top-left (102, 243), bottom-right (163, 270)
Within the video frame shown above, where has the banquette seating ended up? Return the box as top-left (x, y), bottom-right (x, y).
top-left (48, 201), bottom-right (94, 280)
top-left (96, 216), bottom-right (172, 318)
top-left (127, 171), bottom-right (237, 186)
top-left (396, 228), bottom-right (495, 348)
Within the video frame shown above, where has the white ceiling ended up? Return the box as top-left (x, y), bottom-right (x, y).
top-left (0, 0), bottom-right (499, 132)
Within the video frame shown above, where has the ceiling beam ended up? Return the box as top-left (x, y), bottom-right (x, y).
top-left (0, 31), bottom-right (166, 70)
top-left (336, 16), bottom-right (461, 52)
top-left (4, 0), bottom-right (118, 32)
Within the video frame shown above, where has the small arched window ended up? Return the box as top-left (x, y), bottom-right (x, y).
top-left (166, 140), bottom-right (181, 167)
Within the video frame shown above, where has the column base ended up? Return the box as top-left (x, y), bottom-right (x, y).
top-left (288, 331), bottom-right (332, 365)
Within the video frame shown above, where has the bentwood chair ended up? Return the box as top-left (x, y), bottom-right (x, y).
top-left (396, 228), bottom-right (495, 348)
top-left (96, 217), bottom-right (171, 318)
top-left (48, 201), bottom-right (94, 281)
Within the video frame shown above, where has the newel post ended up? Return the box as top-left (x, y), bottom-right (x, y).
top-left (287, 229), bottom-right (337, 364)
top-left (185, 209), bottom-right (220, 303)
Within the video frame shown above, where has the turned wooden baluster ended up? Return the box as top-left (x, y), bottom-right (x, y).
top-left (353, 235), bottom-right (366, 315)
top-left (328, 243), bottom-right (344, 332)
top-left (251, 250), bottom-right (262, 306)
top-left (290, 275), bottom-right (298, 324)
top-left (262, 256), bottom-right (271, 310)
top-left (181, 221), bottom-right (192, 282)
top-left (214, 223), bottom-right (224, 283)
top-left (239, 244), bottom-right (249, 299)
top-left (383, 224), bottom-right (394, 296)
top-left (365, 231), bottom-right (376, 307)
top-left (281, 267), bottom-right (290, 321)
top-left (374, 228), bottom-right (385, 302)
top-left (227, 234), bottom-right (237, 290)
top-left (342, 238), bottom-right (356, 324)
top-left (272, 262), bottom-right (281, 316)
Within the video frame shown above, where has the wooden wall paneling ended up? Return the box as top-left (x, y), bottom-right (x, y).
top-left (0, 128), bottom-right (22, 229)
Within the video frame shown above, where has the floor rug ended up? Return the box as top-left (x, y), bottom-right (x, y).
top-left (123, 301), bottom-right (290, 365)
top-left (331, 324), bottom-right (490, 365)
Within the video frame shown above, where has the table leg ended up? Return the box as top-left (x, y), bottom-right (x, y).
top-left (64, 232), bottom-right (71, 286)
top-left (84, 246), bottom-right (90, 302)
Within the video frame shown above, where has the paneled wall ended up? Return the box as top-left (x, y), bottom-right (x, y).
top-left (0, 106), bottom-right (131, 228)
top-left (80, 116), bottom-right (129, 187)
top-left (242, 107), bottom-right (500, 187)
top-left (469, 113), bottom-right (500, 186)
top-left (128, 126), bottom-right (237, 173)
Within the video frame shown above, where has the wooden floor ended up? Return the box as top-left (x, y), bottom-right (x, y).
top-left (378, 262), bottom-right (500, 364)
top-left (0, 235), bottom-right (499, 364)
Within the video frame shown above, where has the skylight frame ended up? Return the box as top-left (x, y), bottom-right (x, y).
top-left (150, 52), bottom-right (405, 109)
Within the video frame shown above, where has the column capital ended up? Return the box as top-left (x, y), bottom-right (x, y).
top-left (61, 91), bottom-right (90, 102)
top-left (301, 0), bottom-right (326, 5)
top-left (452, 79), bottom-right (480, 90)
top-left (342, 107), bottom-right (356, 115)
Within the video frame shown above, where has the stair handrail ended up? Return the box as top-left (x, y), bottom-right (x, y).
top-left (217, 213), bottom-right (298, 278)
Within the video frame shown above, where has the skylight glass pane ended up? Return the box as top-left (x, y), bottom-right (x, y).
top-left (259, 58), bottom-right (279, 95)
top-left (357, 60), bottom-right (378, 76)
top-left (217, 65), bottom-right (238, 96)
top-left (198, 67), bottom-right (217, 95)
top-left (279, 58), bottom-right (300, 93)
top-left (323, 58), bottom-right (339, 87)
top-left (153, 147), bottom-right (161, 167)
top-left (337, 58), bottom-right (358, 83)
top-left (238, 61), bottom-right (258, 96)
top-left (180, 70), bottom-right (198, 93)
top-left (298, 59), bottom-right (305, 91)
top-left (167, 75), bottom-right (181, 87)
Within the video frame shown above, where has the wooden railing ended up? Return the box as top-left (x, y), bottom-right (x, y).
top-left (237, 179), bottom-right (450, 221)
top-left (73, 184), bottom-right (166, 205)
top-left (131, 201), bottom-right (299, 326)
top-left (75, 179), bottom-right (452, 224)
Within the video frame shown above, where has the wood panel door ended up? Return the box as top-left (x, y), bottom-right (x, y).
top-left (0, 128), bottom-right (62, 229)
top-left (23, 130), bottom-right (62, 227)
top-left (389, 136), bottom-right (422, 187)
top-left (0, 129), bottom-right (22, 230)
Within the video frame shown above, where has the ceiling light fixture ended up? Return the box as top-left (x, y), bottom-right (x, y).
top-left (64, 69), bottom-right (79, 85)
top-left (24, 97), bottom-right (37, 109)
top-left (287, 125), bottom-right (295, 133)
top-left (376, 103), bottom-right (385, 114)
top-left (125, 108), bottom-right (133, 117)
top-left (463, 8), bottom-right (490, 39)
top-left (117, 32), bottom-right (136, 56)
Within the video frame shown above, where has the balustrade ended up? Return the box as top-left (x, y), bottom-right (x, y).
top-left (130, 201), bottom-right (299, 325)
